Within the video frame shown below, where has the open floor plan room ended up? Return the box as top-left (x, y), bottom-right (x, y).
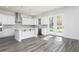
top-left (0, 6), bottom-right (79, 52)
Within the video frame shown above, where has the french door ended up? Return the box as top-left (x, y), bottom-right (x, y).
top-left (49, 14), bottom-right (64, 36)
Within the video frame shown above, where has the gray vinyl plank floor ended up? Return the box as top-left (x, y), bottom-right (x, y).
top-left (0, 35), bottom-right (79, 52)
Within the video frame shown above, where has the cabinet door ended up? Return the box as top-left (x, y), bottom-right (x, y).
top-left (41, 17), bottom-right (48, 24)
top-left (7, 16), bottom-right (15, 25)
top-left (2, 15), bottom-right (8, 24)
top-left (22, 18), bottom-right (33, 25)
top-left (34, 18), bottom-right (38, 25)
top-left (0, 14), bottom-right (2, 22)
top-left (1, 14), bottom-right (15, 25)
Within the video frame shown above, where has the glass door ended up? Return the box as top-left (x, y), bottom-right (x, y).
top-left (49, 15), bottom-right (63, 36)
top-left (57, 16), bottom-right (62, 32)
top-left (56, 15), bottom-right (63, 36)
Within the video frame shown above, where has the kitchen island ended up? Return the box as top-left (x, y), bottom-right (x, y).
top-left (15, 28), bottom-right (37, 42)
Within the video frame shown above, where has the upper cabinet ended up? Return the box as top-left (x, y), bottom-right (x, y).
top-left (7, 15), bottom-right (15, 25)
top-left (41, 17), bottom-right (48, 24)
top-left (22, 18), bottom-right (34, 25)
top-left (33, 18), bottom-right (38, 25)
top-left (0, 14), bottom-right (15, 25)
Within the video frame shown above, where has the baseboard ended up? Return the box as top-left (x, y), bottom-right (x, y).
top-left (63, 36), bottom-right (79, 40)
top-left (47, 34), bottom-right (79, 40)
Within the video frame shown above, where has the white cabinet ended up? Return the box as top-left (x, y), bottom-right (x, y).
top-left (0, 14), bottom-right (15, 25)
top-left (22, 18), bottom-right (34, 25)
top-left (41, 17), bottom-right (48, 24)
top-left (7, 16), bottom-right (15, 25)
top-left (34, 18), bottom-right (38, 25)
top-left (2, 15), bottom-right (8, 24)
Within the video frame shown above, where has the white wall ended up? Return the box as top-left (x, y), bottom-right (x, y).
top-left (36, 7), bottom-right (79, 40)
top-left (63, 7), bottom-right (79, 39)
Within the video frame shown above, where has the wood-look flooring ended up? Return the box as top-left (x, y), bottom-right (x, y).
top-left (0, 35), bottom-right (79, 52)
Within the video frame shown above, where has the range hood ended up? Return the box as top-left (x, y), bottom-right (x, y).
top-left (15, 13), bottom-right (22, 25)
top-left (14, 12), bottom-right (25, 29)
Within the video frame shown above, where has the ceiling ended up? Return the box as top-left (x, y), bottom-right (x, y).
top-left (0, 6), bottom-right (62, 16)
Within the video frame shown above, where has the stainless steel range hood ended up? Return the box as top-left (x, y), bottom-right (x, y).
top-left (15, 12), bottom-right (22, 25)
top-left (14, 12), bottom-right (24, 29)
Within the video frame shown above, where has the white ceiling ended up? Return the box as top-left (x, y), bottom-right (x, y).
top-left (0, 6), bottom-right (62, 16)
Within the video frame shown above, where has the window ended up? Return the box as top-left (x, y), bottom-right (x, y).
top-left (57, 16), bottom-right (62, 32)
top-left (49, 17), bottom-right (54, 32)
